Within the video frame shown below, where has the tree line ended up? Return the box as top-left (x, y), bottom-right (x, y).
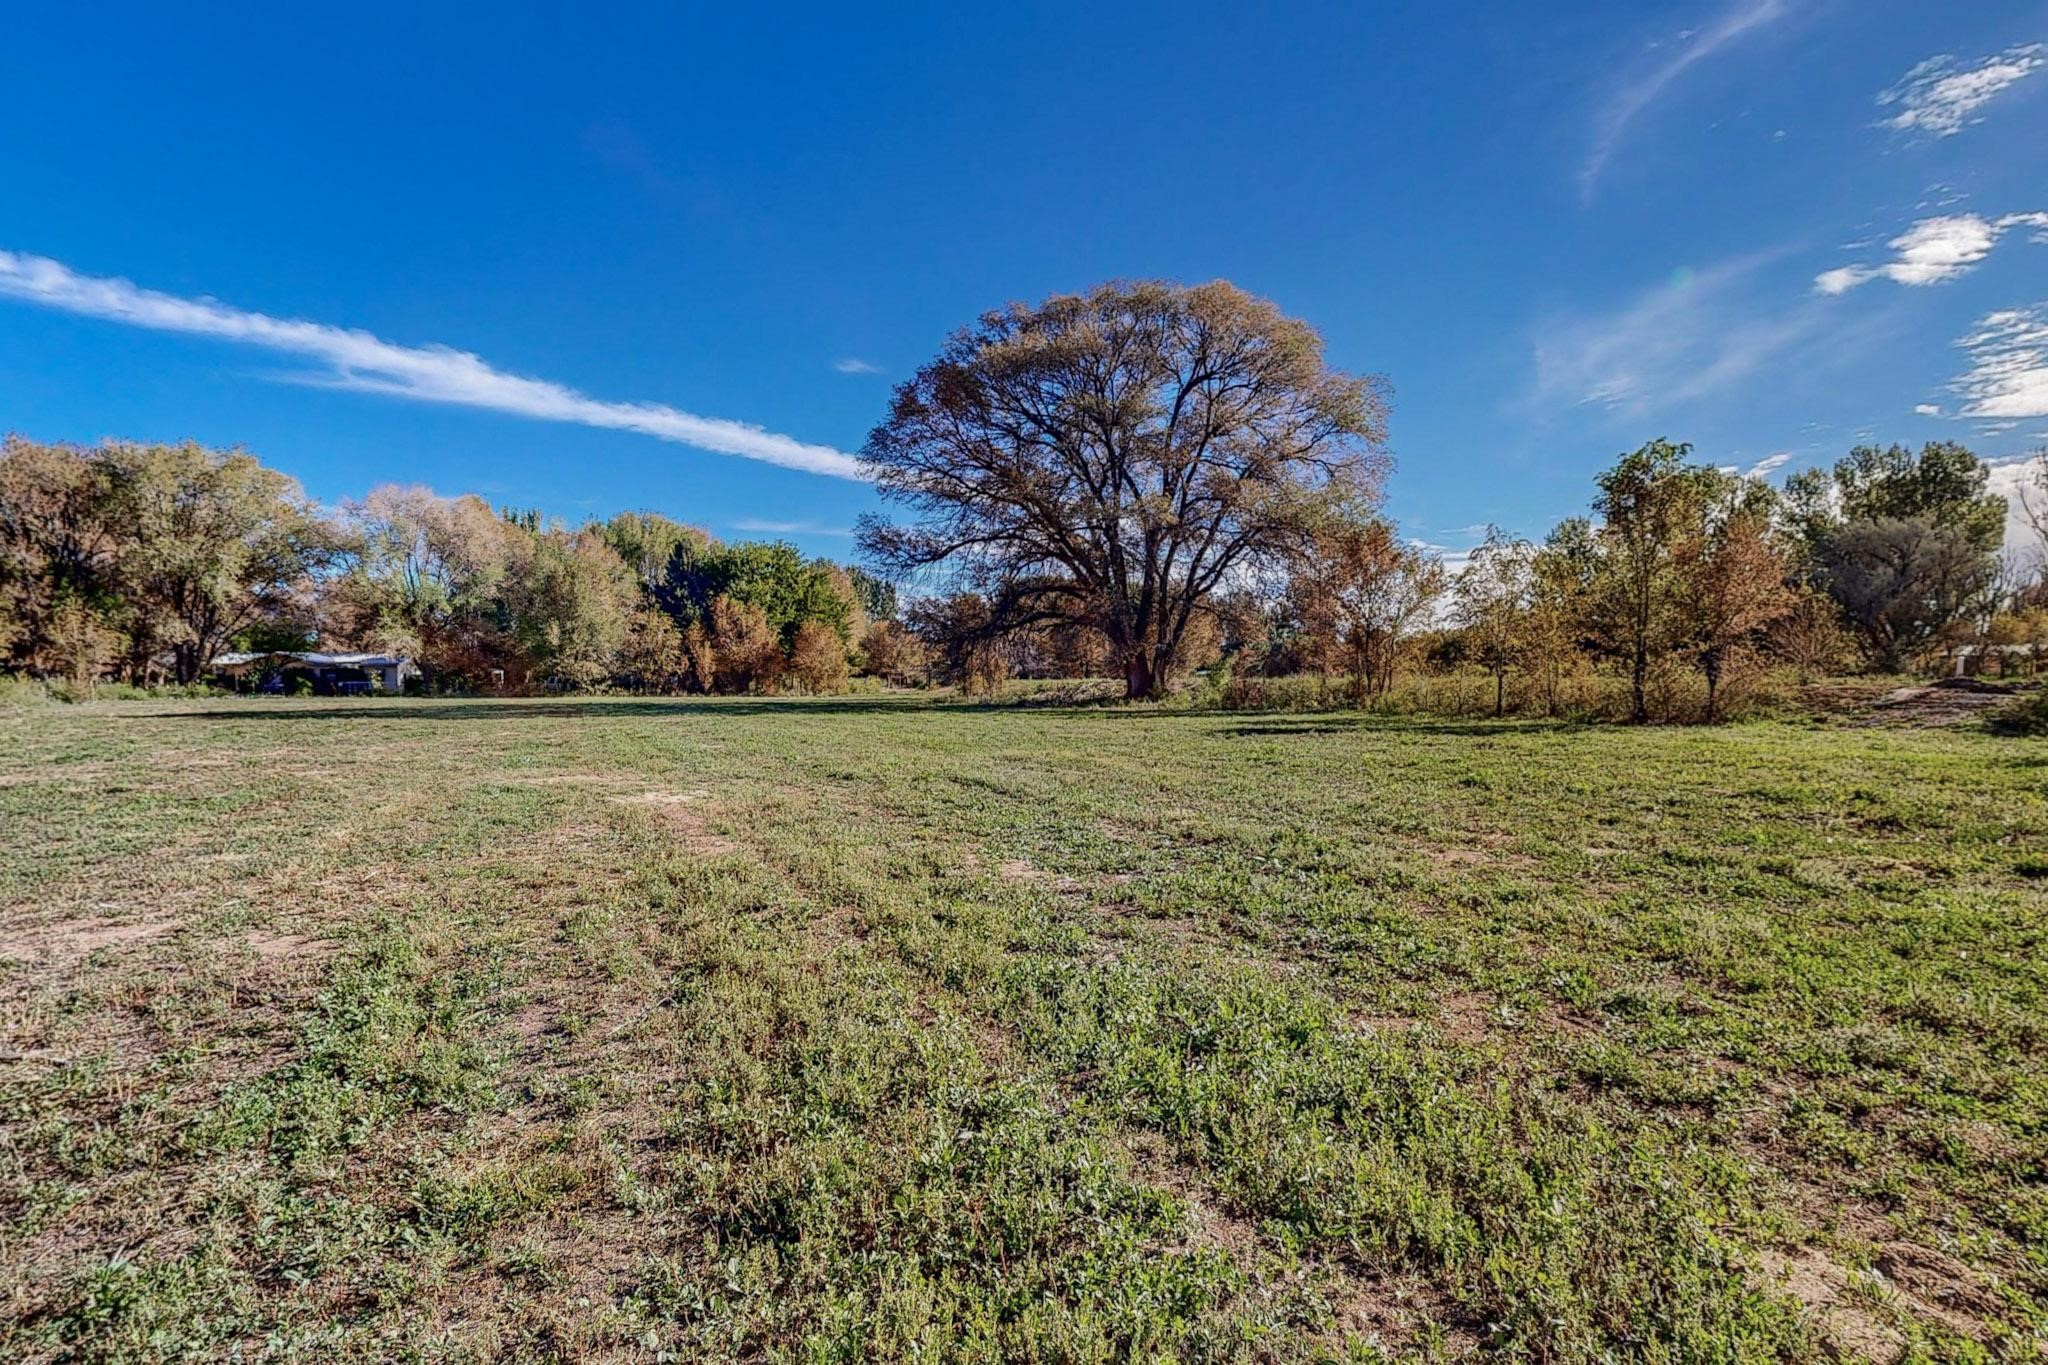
top-left (880, 434), bottom-right (2040, 721)
top-left (853, 280), bottom-right (2044, 719)
top-left (0, 435), bottom-right (895, 695)
top-left (6, 280), bottom-right (2044, 716)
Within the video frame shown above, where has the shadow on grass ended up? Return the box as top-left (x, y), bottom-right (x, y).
top-left (170, 696), bottom-right (930, 722)
top-left (1223, 716), bottom-right (1595, 738)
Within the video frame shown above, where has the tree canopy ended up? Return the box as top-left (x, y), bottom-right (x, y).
top-left (1785, 441), bottom-right (2006, 670)
top-left (858, 279), bottom-right (1390, 699)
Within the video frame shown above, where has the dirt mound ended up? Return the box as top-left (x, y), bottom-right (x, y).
top-left (1862, 685), bottom-right (2020, 727)
top-left (1926, 676), bottom-right (2015, 694)
top-left (1800, 681), bottom-right (2029, 728)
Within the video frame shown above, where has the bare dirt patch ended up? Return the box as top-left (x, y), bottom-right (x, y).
top-left (1760, 1247), bottom-right (1905, 1362)
top-left (1433, 991), bottom-right (1504, 1043)
top-left (242, 930), bottom-right (335, 963)
top-left (1330, 1270), bottom-right (1481, 1356)
top-left (506, 1002), bottom-right (556, 1051)
top-left (1120, 1127), bottom-right (1264, 1259)
top-left (610, 789), bottom-right (714, 806)
top-left (0, 914), bottom-right (176, 966)
top-left (609, 790), bottom-right (736, 855)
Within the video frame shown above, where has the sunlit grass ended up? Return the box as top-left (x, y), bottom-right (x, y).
top-left (1, 695), bottom-right (2041, 1360)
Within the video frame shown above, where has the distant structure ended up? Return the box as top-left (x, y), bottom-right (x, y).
top-left (1945, 643), bottom-right (2038, 678)
top-left (211, 651), bottom-right (417, 695)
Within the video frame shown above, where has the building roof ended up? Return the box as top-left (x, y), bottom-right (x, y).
top-left (212, 651), bottom-right (413, 668)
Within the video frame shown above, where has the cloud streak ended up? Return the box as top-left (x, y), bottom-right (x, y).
top-left (1815, 212), bottom-right (2048, 293)
top-left (1878, 43), bottom-right (2045, 138)
top-left (1952, 303), bottom-right (2048, 420)
top-left (729, 517), bottom-right (855, 537)
top-left (832, 357), bottom-right (883, 375)
top-left (1532, 250), bottom-right (1824, 416)
top-left (1745, 450), bottom-right (1793, 478)
top-left (0, 249), bottom-right (866, 481)
top-left (1579, 0), bottom-right (1787, 201)
top-left (1986, 457), bottom-right (2047, 564)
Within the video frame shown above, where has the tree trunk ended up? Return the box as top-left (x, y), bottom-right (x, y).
top-left (1702, 648), bottom-right (1723, 724)
top-left (1123, 651), bottom-right (1155, 701)
top-left (1494, 668), bottom-right (1505, 718)
top-left (1630, 646), bottom-right (1648, 723)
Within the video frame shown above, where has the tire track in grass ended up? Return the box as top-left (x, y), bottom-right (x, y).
top-left (778, 711), bottom-right (2044, 1358)
top-left (574, 777), bottom-right (1344, 1359)
top-left (2, 737), bottom-right (594, 1358)
top-left (705, 780), bottom-right (1446, 1359)
top-left (737, 744), bottom-right (1825, 1360)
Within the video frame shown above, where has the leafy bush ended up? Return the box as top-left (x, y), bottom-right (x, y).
top-left (1988, 688), bottom-right (2048, 736)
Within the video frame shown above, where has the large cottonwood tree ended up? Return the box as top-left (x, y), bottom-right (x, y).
top-left (106, 441), bottom-right (341, 684)
top-left (857, 280), bottom-right (1389, 699)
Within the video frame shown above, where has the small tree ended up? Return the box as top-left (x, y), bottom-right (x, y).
top-left (858, 618), bottom-right (928, 686)
top-left (1586, 440), bottom-right (1719, 722)
top-left (46, 597), bottom-right (123, 690)
top-left (681, 621), bottom-right (718, 693)
top-left (961, 641), bottom-right (1011, 699)
top-left (1457, 526), bottom-right (1533, 717)
top-left (500, 527), bottom-right (637, 689)
top-left (1681, 484), bottom-right (1793, 721)
top-left (1768, 588), bottom-right (1855, 682)
top-left (707, 595), bottom-right (784, 694)
top-left (1524, 519), bottom-right (1596, 717)
top-left (0, 437), bottom-right (125, 677)
top-left (620, 604), bottom-right (685, 692)
top-left (1289, 515), bottom-right (1446, 702)
top-left (789, 619), bottom-right (850, 694)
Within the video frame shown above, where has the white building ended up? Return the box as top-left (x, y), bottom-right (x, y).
top-left (211, 651), bottom-right (418, 694)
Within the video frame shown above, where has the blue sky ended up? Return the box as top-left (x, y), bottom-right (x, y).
top-left (4, 2), bottom-right (2045, 568)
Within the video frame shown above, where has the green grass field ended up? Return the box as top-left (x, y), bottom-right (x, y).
top-left (2, 696), bottom-right (2043, 1362)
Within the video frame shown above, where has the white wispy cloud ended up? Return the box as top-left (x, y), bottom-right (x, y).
top-left (1878, 43), bottom-right (2046, 138)
top-left (1952, 303), bottom-right (2048, 419)
top-left (729, 517), bottom-right (854, 537)
top-left (1815, 211), bottom-right (2048, 293)
top-left (1745, 450), bottom-right (1793, 478)
top-left (1579, 0), bottom-right (1788, 201)
top-left (1533, 250), bottom-right (1826, 415)
top-left (832, 357), bottom-right (883, 375)
top-left (1914, 403), bottom-right (1942, 416)
top-left (1985, 456), bottom-right (2046, 562)
top-left (0, 249), bottom-right (866, 481)
top-left (1407, 537), bottom-right (1480, 579)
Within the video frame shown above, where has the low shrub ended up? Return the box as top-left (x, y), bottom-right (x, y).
top-left (0, 675), bottom-right (51, 707)
top-left (0, 677), bottom-right (228, 704)
top-left (1192, 663), bottom-right (1802, 723)
top-left (1988, 688), bottom-right (2048, 736)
